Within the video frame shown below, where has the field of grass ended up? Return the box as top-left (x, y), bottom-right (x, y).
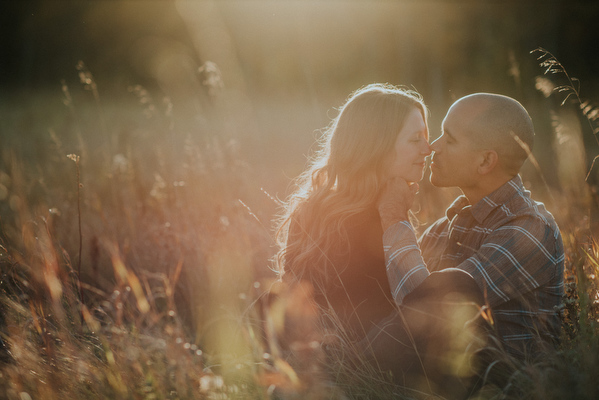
top-left (0, 54), bottom-right (598, 399)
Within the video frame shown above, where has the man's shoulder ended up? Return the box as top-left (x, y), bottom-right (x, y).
top-left (489, 176), bottom-right (557, 226)
top-left (504, 188), bottom-right (559, 228)
top-left (497, 192), bottom-right (563, 251)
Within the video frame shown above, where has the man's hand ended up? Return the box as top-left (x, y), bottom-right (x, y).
top-left (377, 178), bottom-right (419, 231)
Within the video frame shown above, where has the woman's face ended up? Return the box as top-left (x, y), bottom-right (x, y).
top-left (384, 107), bottom-right (431, 183)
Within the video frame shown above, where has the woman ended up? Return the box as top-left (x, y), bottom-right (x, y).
top-left (275, 83), bottom-right (431, 343)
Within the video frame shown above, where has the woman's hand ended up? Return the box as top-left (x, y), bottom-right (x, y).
top-left (377, 178), bottom-right (419, 231)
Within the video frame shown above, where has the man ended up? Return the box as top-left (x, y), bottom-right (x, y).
top-left (368, 93), bottom-right (564, 393)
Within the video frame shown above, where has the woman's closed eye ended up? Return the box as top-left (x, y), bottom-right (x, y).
top-left (411, 134), bottom-right (425, 143)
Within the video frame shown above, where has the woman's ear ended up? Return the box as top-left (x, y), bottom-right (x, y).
top-left (477, 150), bottom-right (498, 175)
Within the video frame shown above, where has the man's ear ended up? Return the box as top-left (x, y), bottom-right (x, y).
top-left (477, 150), bottom-right (498, 175)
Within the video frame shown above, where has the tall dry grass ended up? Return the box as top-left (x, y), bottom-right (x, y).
top-left (0, 51), bottom-right (598, 400)
top-left (0, 62), bottom-right (277, 399)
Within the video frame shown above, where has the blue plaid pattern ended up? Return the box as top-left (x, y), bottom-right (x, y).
top-left (384, 175), bottom-right (564, 356)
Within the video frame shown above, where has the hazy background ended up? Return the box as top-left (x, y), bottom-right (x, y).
top-left (1, 0), bottom-right (599, 221)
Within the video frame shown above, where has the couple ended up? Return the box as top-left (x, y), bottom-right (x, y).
top-left (276, 84), bottom-right (564, 394)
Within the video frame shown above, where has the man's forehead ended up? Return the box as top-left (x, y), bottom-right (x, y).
top-left (444, 100), bottom-right (487, 126)
top-left (453, 98), bottom-right (489, 114)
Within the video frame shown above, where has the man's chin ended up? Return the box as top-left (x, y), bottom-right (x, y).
top-left (429, 172), bottom-right (446, 188)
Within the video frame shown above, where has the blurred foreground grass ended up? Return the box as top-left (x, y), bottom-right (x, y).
top-left (0, 59), bottom-right (598, 399)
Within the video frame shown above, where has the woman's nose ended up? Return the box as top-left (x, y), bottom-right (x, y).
top-left (422, 140), bottom-right (432, 155)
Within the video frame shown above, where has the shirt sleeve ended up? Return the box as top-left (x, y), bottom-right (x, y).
top-left (383, 220), bottom-right (430, 304)
top-left (383, 215), bottom-right (562, 308)
top-left (457, 215), bottom-right (562, 308)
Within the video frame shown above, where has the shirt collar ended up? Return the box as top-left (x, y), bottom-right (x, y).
top-left (446, 175), bottom-right (524, 223)
top-left (446, 195), bottom-right (470, 221)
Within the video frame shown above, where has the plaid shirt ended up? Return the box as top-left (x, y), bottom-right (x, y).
top-left (384, 175), bottom-right (564, 356)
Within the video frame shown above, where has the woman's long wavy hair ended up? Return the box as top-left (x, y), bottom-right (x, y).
top-left (275, 83), bottom-right (427, 283)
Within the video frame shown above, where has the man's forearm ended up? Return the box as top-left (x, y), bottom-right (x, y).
top-left (383, 220), bottom-right (430, 305)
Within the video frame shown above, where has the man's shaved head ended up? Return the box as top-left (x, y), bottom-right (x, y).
top-left (449, 93), bottom-right (535, 175)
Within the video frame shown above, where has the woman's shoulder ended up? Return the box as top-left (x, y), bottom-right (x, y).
top-left (343, 207), bottom-right (384, 256)
top-left (343, 206), bottom-right (381, 228)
